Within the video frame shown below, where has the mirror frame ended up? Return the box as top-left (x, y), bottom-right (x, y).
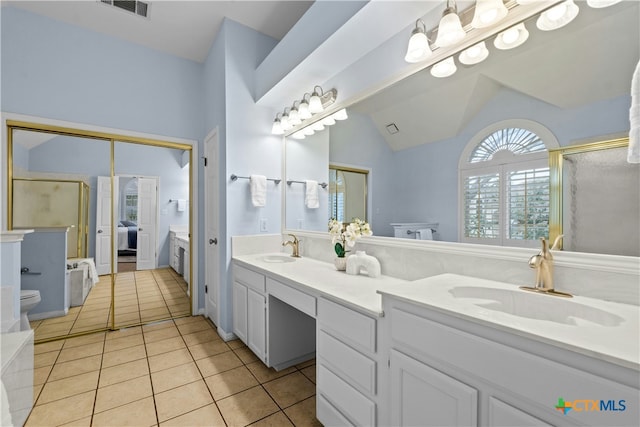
top-left (548, 137), bottom-right (630, 249)
top-left (6, 119), bottom-right (195, 342)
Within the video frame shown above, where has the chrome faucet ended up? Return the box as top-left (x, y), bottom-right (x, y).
top-left (521, 235), bottom-right (572, 297)
top-left (282, 234), bottom-right (301, 258)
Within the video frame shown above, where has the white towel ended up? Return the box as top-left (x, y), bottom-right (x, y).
top-left (177, 199), bottom-right (186, 212)
top-left (629, 59), bottom-right (640, 163)
top-left (250, 175), bottom-right (267, 207)
top-left (415, 228), bottom-right (433, 240)
top-left (305, 180), bottom-right (319, 209)
top-left (78, 258), bottom-right (100, 285)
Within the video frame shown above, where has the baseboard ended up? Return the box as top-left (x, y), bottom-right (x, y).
top-left (29, 309), bottom-right (68, 321)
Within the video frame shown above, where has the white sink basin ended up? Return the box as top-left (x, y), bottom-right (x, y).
top-left (449, 286), bottom-right (624, 327)
top-left (261, 254), bottom-right (297, 263)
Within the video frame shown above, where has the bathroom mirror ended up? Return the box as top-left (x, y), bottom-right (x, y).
top-left (8, 124), bottom-right (192, 342)
top-left (284, 0), bottom-right (639, 256)
top-left (549, 138), bottom-right (639, 257)
top-left (328, 165), bottom-right (368, 223)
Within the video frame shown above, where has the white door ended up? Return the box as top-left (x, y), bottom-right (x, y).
top-left (95, 176), bottom-right (113, 275)
top-left (204, 128), bottom-right (220, 325)
top-left (136, 177), bottom-right (158, 270)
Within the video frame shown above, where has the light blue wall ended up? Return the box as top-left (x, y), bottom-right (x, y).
top-left (330, 112), bottom-right (396, 237)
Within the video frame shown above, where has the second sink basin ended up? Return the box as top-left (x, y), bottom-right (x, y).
top-left (449, 286), bottom-right (624, 327)
top-left (261, 254), bottom-right (297, 263)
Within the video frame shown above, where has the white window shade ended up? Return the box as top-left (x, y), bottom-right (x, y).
top-left (463, 173), bottom-right (500, 239)
top-left (507, 167), bottom-right (550, 241)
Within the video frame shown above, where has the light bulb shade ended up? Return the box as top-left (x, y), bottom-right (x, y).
top-left (298, 101), bottom-right (312, 119)
top-left (321, 116), bottom-right (336, 126)
top-left (471, 0), bottom-right (508, 29)
top-left (271, 119), bottom-right (284, 135)
top-left (515, 0), bottom-right (536, 4)
top-left (281, 114), bottom-right (292, 131)
top-left (291, 131), bottom-right (306, 140)
top-left (459, 41), bottom-right (489, 65)
top-left (308, 92), bottom-right (324, 114)
top-left (311, 121), bottom-right (325, 131)
top-left (586, 0), bottom-right (622, 8)
top-left (289, 108), bottom-right (302, 126)
top-left (431, 57), bottom-right (457, 78)
top-left (536, 0), bottom-right (579, 31)
top-left (435, 10), bottom-right (466, 48)
top-left (494, 23), bottom-right (529, 50)
top-left (332, 108), bottom-right (348, 121)
top-left (405, 29), bottom-right (432, 63)
top-left (303, 127), bottom-right (315, 136)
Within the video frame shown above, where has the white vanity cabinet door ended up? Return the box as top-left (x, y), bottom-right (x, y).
top-left (488, 397), bottom-right (551, 427)
top-left (232, 281), bottom-right (248, 343)
top-left (390, 349), bottom-right (478, 427)
top-left (169, 232), bottom-right (177, 272)
top-left (247, 288), bottom-right (266, 362)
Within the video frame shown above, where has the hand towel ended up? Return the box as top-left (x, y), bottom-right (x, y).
top-left (629, 59), bottom-right (640, 163)
top-left (415, 228), bottom-right (433, 240)
top-left (250, 175), bottom-right (267, 207)
top-left (177, 199), bottom-right (186, 212)
top-left (305, 180), bottom-right (319, 209)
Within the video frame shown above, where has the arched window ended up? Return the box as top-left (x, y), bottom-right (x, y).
top-left (459, 120), bottom-right (558, 247)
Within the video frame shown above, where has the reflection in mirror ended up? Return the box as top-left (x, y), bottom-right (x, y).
top-left (550, 139), bottom-right (639, 257)
top-left (329, 166), bottom-right (368, 224)
top-left (113, 141), bottom-right (191, 329)
top-left (11, 128), bottom-right (112, 341)
top-left (285, 0), bottom-right (639, 256)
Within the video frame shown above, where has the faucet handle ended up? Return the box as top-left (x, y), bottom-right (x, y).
top-left (551, 234), bottom-right (564, 251)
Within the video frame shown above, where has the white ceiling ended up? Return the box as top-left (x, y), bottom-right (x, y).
top-left (4, 0), bottom-right (314, 63)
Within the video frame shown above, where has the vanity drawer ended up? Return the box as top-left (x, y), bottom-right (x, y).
top-left (266, 278), bottom-right (316, 318)
top-left (318, 297), bottom-right (376, 354)
top-left (234, 265), bottom-right (265, 294)
top-left (317, 394), bottom-right (354, 427)
top-left (318, 364), bottom-right (375, 427)
top-left (318, 330), bottom-right (376, 395)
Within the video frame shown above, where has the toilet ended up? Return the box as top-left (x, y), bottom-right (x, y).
top-left (19, 290), bottom-right (41, 331)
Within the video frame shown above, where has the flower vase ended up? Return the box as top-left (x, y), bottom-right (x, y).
top-left (334, 256), bottom-right (348, 271)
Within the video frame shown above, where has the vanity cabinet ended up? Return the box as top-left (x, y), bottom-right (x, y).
top-left (169, 230), bottom-right (189, 285)
top-left (316, 297), bottom-right (379, 427)
top-left (232, 264), bottom-right (267, 363)
top-left (382, 296), bottom-right (640, 427)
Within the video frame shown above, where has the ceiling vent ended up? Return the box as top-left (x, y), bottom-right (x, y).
top-left (386, 123), bottom-right (400, 135)
top-left (100, 0), bottom-right (149, 18)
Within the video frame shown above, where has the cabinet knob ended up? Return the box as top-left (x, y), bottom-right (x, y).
top-left (209, 238), bottom-right (217, 245)
top-left (97, 229), bottom-right (103, 234)
top-left (139, 228), bottom-right (143, 231)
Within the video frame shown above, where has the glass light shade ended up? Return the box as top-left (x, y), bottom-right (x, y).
top-left (471, 0), bottom-right (508, 29)
top-left (308, 92), bottom-right (324, 114)
top-left (321, 116), bottom-right (336, 126)
top-left (271, 119), bottom-right (284, 135)
top-left (332, 108), bottom-right (348, 121)
top-left (298, 101), bottom-right (312, 119)
top-left (586, 0), bottom-right (622, 8)
top-left (494, 23), bottom-right (529, 50)
top-left (303, 127), bottom-right (315, 136)
top-left (289, 108), bottom-right (302, 126)
top-left (311, 121), bottom-right (325, 131)
top-left (459, 41), bottom-right (489, 65)
top-left (291, 131), bottom-right (306, 140)
top-left (281, 114), bottom-right (292, 131)
top-left (431, 57), bottom-right (457, 78)
top-left (536, 0), bottom-right (579, 31)
top-left (405, 30), bottom-right (432, 63)
top-left (434, 11), bottom-right (466, 48)
top-left (515, 0), bottom-right (536, 4)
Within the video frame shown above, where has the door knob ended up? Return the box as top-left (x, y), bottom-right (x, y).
top-left (97, 230), bottom-right (103, 233)
top-left (209, 238), bottom-right (217, 245)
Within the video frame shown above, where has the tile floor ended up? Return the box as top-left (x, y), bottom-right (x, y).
top-left (30, 268), bottom-right (191, 341)
top-left (27, 315), bottom-right (321, 426)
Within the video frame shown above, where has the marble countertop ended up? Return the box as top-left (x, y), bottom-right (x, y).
top-left (379, 273), bottom-right (640, 371)
top-left (233, 253), bottom-right (409, 317)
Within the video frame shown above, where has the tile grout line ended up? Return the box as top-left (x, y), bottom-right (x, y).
top-left (140, 317), bottom-right (161, 427)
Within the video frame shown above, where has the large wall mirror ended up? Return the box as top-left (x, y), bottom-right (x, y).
top-left (284, 0), bottom-right (639, 256)
top-left (8, 122), bottom-right (192, 342)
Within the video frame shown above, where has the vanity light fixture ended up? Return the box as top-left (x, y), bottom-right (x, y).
top-left (459, 41), bottom-right (489, 65)
top-left (303, 127), bottom-right (315, 136)
top-left (309, 86), bottom-right (325, 113)
top-left (431, 56), bottom-right (457, 78)
top-left (311, 121), bottom-right (325, 131)
top-left (291, 130), bottom-right (306, 140)
top-left (298, 95), bottom-right (312, 120)
top-left (271, 114), bottom-right (284, 135)
top-left (405, 19), bottom-right (432, 63)
top-left (586, 0), bottom-right (622, 8)
top-left (289, 102), bottom-right (302, 126)
top-left (494, 22), bottom-right (529, 50)
top-left (435, 0), bottom-right (466, 48)
top-left (471, 0), bottom-right (508, 29)
top-left (333, 108), bottom-right (348, 121)
top-left (280, 109), bottom-right (293, 131)
top-left (536, 0), bottom-right (579, 31)
top-left (321, 116), bottom-right (336, 126)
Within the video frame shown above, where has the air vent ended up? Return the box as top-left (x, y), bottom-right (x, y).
top-left (386, 123), bottom-right (399, 135)
top-left (100, 0), bottom-right (149, 18)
